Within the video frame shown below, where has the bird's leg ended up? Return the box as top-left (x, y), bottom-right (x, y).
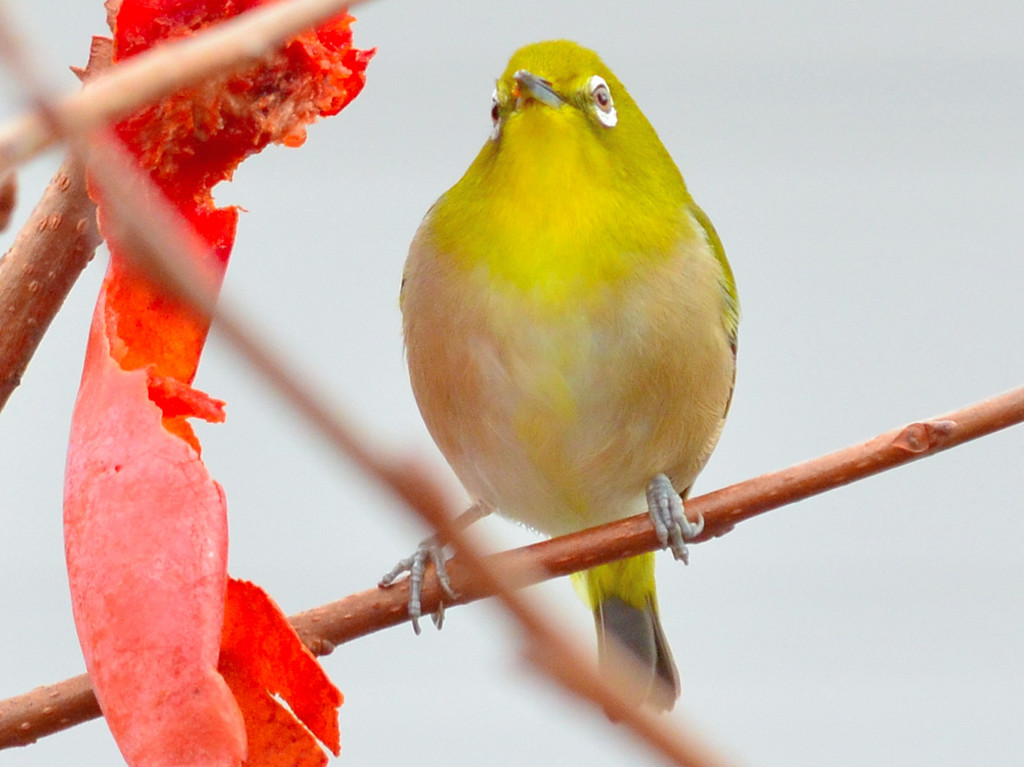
top-left (645, 474), bottom-right (704, 565)
top-left (378, 538), bottom-right (453, 634)
top-left (379, 500), bottom-right (493, 634)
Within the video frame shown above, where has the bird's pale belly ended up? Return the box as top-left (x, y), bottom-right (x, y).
top-left (404, 243), bottom-right (735, 538)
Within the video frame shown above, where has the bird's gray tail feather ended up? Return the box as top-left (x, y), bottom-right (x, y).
top-left (595, 596), bottom-right (680, 710)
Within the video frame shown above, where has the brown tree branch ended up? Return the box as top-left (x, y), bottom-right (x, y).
top-left (3, 384), bottom-right (1021, 750)
top-left (0, 151), bottom-right (100, 411)
top-left (0, 26), bottom-right (109, 415)
top-left (0, 170), bottom-right (15, 230)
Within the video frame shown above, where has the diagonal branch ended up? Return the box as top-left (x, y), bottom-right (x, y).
top-left (0, 151), bottom-right (101, 412)
top-left (0, 170), bottom-right (15, 230)
top-left (3, 384), bottom-right (1021, 749)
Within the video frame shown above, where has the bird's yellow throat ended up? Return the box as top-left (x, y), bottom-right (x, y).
top-left (427, 66), bottom-right (698, 310)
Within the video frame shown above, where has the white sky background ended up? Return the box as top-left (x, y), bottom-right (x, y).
top-left (1, 1), bottom-right (1023, 765)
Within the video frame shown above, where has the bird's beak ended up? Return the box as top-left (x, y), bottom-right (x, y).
top-left (512, 70), bottom-right (564, 110)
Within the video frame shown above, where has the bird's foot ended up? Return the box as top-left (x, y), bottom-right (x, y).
top-left (645, 473), bottom-right (704, 565)
top-left (379, 536), bottom-right (456, 634)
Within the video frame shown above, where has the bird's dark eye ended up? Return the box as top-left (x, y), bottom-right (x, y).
top-left (587, 75), bottom-right (617, 128)
top-left (490, 88), bottom-right (501, 140)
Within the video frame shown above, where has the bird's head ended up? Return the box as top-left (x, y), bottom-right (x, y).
top-left (430, 41), bottom-right (693, 302)
top-left (483, 40), bottom-right (678, 191)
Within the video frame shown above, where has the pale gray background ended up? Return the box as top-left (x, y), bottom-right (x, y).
top-left (2, 1), bottom-right (1022, 765)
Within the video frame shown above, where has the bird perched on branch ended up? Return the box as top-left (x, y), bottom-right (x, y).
top-left (391, 39), bottom-right (738, 709)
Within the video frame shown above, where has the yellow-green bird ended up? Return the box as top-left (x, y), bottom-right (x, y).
top-left (398, 40), bottom-right (738, 709)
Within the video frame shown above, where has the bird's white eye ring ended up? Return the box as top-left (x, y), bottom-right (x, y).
top-left (588, 75), bottom-right (617, 128)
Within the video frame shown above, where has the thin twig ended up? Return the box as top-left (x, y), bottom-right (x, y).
top-left (0, 33), bottom-right (105, 413)
top-left (3, 385), bottom-right (1022, 750)
top-left (0, 0), bottom-right (370, 173)
top-left (0, 152), bottom-right (100, 411)
top-left (0, 171), bottom-right (15, 231)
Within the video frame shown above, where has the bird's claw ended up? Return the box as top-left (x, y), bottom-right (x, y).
top-left (379, 536), bottom-right (455, 634)
top-left (645, 473), bottom-right (703, 565)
